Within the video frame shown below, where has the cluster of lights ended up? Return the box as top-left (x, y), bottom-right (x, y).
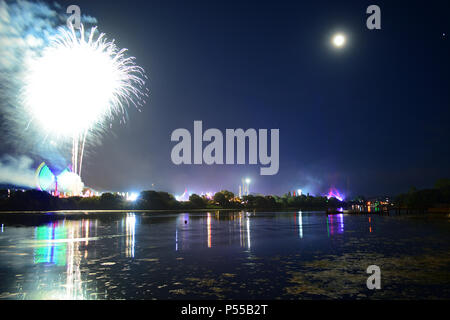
top-left (326, 188), bottom-right (344, 201)
top-left (175, 188), bottom-right (189, 202)
top-left (35, 162), bottom-right (84, 196)
top-left (175, 189), bottom-right (219, 201)
top-left (200, 192), bottom-right (214, 200)
top-left (126, 192), bottom-right (139, 201)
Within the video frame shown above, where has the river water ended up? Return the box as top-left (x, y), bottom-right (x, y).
top-left (0, 211), bottom-right (448, 299)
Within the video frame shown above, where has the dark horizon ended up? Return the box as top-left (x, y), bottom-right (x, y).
top-left (0, 0), bottom-right (449, 199)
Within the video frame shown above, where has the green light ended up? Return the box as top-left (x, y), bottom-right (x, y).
top-left (34, 224), bottom-right (67, 266)
top-left (326, 217), bottom-right (330, 238)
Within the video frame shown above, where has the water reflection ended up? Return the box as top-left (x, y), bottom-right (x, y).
top-left (175, 229), bottom-right (178, 251)
top-left (338, 214), bottom-right (344, 233)
top-left (125, 213), bottom-right (136, 258)
top-left (65, 221), bottom-right (83, 299)
top-left (0, 211), bottom-right (400, 300)
top-left (175, 213), bottom-right (190, 251)
top-left (246, 216), bottom-right (251, 249)
top-left (327, 214), bottom-right (345, 236)
top-left (237, 212), bottom-right (251, 250)
top-left (171, 211), bottom-right (254, 251)
top-left (34, 222), bottom-right (67, 265)
top-left (27, 214), bottom-right (137, 299)
top-left (0, 210), bottom-right (446, 300)
top-left (84, 220), bottom-right (89, 246)
top-left (298, 211), bottom-right (303, 238)
top-left (207, 212), bottom-right (212, 248)
top-left (31, 219), bottom-right (93, 299)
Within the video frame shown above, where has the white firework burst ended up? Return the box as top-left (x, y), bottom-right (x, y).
top-left (23, 24), bottom-right (148, 177)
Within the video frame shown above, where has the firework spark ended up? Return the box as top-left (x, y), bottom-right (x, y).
top-left (23, 24), bottom-right (147, 178)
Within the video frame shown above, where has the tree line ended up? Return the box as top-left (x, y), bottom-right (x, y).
top-left (0, 189), bottom-right (345, 211)
top-left (394, 179), bottom-right (450, 210)
top-left (1, 178), bottom-right (449, 212)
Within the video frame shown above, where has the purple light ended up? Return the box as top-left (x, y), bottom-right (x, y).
top-left (326, 188), bottom-right (344, 201)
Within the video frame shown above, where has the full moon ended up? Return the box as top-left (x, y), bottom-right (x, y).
top-left (332, 34), bottom-right (346, 48)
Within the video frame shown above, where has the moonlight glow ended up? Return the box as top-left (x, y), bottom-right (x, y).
top-left (332, 33), bottom-right (346, 48)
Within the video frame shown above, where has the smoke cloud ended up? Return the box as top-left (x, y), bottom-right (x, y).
top-left (0, 155), bottom-right (36, 188)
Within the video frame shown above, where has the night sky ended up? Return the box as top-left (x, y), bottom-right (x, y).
top-left (5, 0), bottom-right (450, 197)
